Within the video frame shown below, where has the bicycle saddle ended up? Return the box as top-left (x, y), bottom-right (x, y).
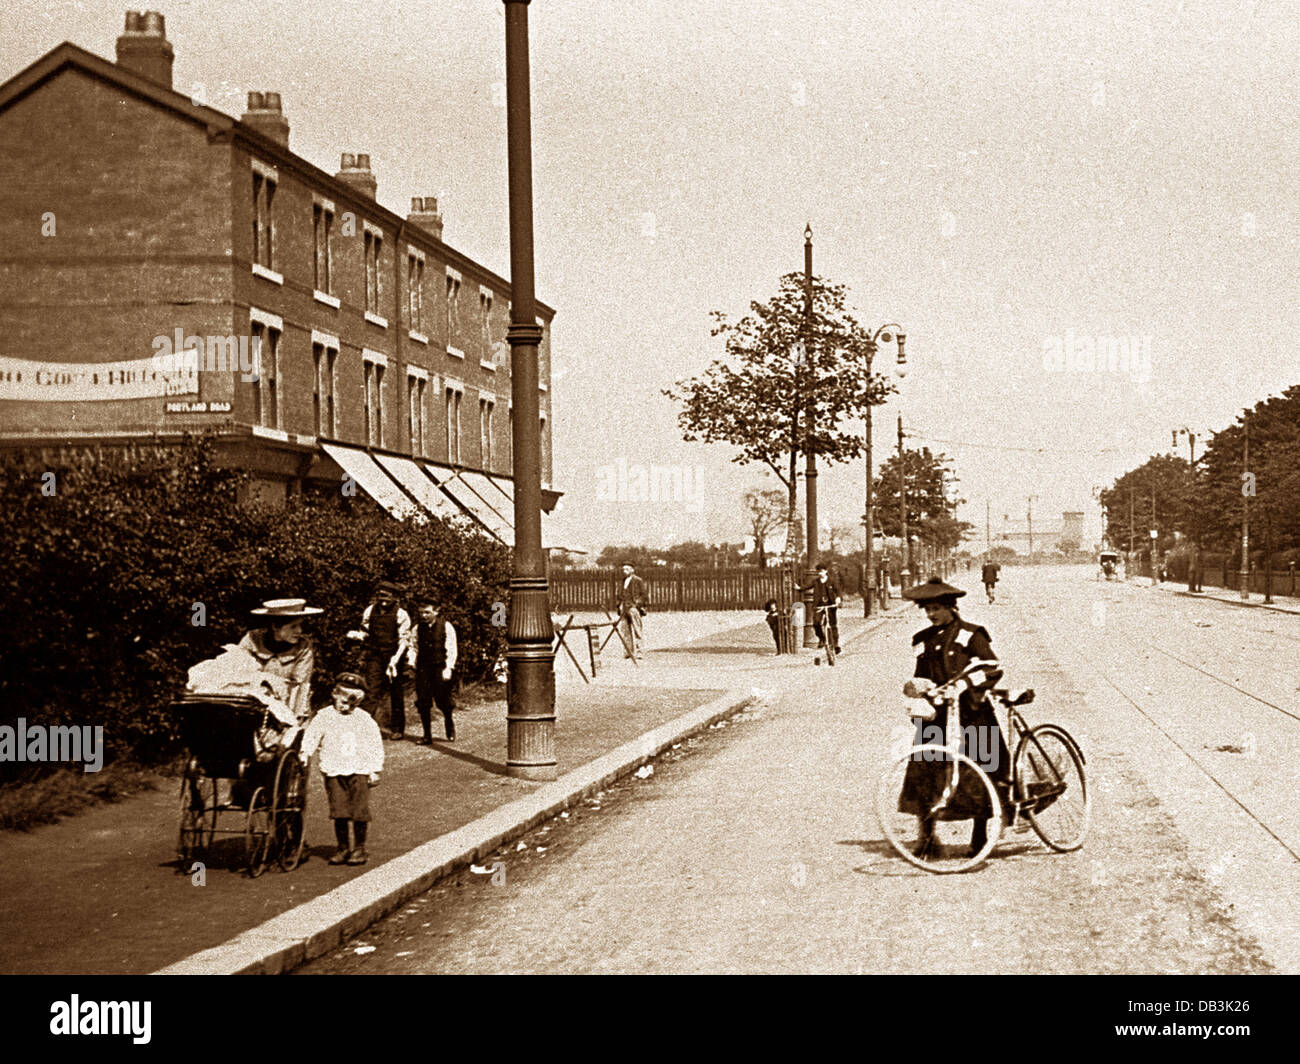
top-left (993, 687), bottom-right (1035, 705)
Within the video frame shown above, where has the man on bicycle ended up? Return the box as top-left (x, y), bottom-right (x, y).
top-left (980, 558), bottom-right (1000, 602)
top-left (899, 578), bottom-right (1010, 857)
top-left (800, 564), bottom-right (841, 655)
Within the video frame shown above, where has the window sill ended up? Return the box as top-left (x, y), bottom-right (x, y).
top-left (252, 263), bottom-right (283, 285)
top-left (539, 382), bottom-right (548, 391)
top-left (447, 346), bottom-right (466, 360)
top-left (365, 312), bottom-right (389, 328)
top-left (480, 360), bottom-right (496, 371)
top-left (314, 290), bottom-right (340, 309)
top-left (409, 330), bottom-right (429, 345)
top-left (251, 424), bottom-right (289, 441)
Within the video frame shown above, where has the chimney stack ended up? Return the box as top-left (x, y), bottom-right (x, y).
top-left (407, 196), bottom-right (444, 241)
top-left (334, 152), bottom-right (377, 200)
top-left (240, 91), bottom-right (289, 148)
top-left (116, 11), bottom-right (174, 89)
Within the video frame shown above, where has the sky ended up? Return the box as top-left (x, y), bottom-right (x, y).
top-left (4, 0), bottom-right (1297, 555)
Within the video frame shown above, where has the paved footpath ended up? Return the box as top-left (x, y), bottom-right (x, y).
top-left (0, 605), bottom-right (895, 974)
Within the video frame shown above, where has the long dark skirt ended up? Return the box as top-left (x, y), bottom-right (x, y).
top-left (898, 692), bottom-right (1010, 821)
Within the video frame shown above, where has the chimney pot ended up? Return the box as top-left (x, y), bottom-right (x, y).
top-left (240, 89), bottom-right (290, 147)
top-left (116, 8), bottom-right (174, 88)
top-left (247, 91), bottom-right (265, 111)
top-left (335, 153), bottom-right (377, 199)
top-left (407, 195), bottom-right (444, 240)
top-left (264, 91), bottom-right (282, 112)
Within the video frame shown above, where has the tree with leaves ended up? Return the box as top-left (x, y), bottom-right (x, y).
top-left (871, 446), bottom-right (973, 557)
top-left (664, 272), bottom-right (895, 557)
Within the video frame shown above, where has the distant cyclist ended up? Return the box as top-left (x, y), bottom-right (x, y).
top-left (799, 564), bottom-right (841, 656)
top-left (980, 558), bottom-right (1000, 603)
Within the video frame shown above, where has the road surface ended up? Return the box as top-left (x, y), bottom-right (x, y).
top-left (300, 566), bottom-right (1293, 974)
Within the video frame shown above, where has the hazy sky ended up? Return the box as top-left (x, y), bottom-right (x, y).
top-left (5, 0), bottom-right (1297, 554)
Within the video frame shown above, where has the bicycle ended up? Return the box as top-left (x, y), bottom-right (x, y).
top-left (874, 663), bottom-right (1089, 873)
top-left (984, 581), bottom-right (996, 603)
top-left (813, 604), bottom-right (839, 666)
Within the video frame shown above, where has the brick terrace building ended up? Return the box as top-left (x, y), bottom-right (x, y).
top-left (0, 11), bottom-right (556, 539)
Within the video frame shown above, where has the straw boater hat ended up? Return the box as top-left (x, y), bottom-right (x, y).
top-left (250, 598), bottom-right (324, 618)
top-left (901, 578), bottom-right (966, 606)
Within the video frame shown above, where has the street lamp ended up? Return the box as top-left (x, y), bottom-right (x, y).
top-left (502, 0), bottom-right (555, 780)
top-left (862, 324), bottom-right (906, 616)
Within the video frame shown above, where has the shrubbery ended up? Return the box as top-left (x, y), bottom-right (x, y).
top-left (0, 440), bottom-right (509, 781)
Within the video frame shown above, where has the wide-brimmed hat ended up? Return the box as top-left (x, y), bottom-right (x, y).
top-left (373, 580), bottom-right (404, 596)
top-left (902, 578), bottom-right (966, 605)
top-left (250, 598), bottom-right (324, 618)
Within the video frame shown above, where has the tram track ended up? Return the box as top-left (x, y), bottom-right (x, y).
top-left (1027, 606), bottom-right (1300, 865)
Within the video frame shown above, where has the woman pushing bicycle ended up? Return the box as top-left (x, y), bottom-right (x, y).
top-left (898, 578), bottom-right (1010, 857)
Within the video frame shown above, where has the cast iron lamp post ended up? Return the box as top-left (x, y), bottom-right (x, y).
top-left (503, 0), bottom-right (555, 779)
top-left (861, 325), bottom-right (906, 616)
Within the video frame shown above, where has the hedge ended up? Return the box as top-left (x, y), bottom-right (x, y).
top-left (0, 440), bottom-right (509, 781)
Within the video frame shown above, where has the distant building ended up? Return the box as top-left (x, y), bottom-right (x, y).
top-left (992, 512), bottom-right (1084, 555)
top-left (0, 11), bottom-right (558, 541)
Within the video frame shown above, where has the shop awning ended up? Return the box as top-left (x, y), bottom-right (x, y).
top-left (372, 454), bottom-right (468, 525)
top-left (321, 442), bottom-right (421, 521)
top-left (422, 462), bottom-right (514, 545)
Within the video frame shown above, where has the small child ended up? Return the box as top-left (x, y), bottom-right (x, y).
top-left (299, 672), bottom-right (384, 866)
top-left (763, 599), bottom-right (782, 654)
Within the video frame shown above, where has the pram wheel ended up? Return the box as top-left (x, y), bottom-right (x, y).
top-left (178, 757), bottom-right (216, 862)
top-left (273, 753), bottom-right (308, 871)
top-left (243, 786), bottom-right (272, 877)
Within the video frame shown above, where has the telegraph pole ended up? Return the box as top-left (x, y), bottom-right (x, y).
top-left (1027, 495), bottom-right (1035, 565)
top-left (899, 414), bottom-right (910, 589)
top-left (1241, 412), bottom-right (1250, 600)
top-left (800, 224), bottom-right (818, 647)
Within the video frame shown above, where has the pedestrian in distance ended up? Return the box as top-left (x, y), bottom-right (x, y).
top-left (762, 598), bottom-right (782, 654)
top-left (412, 597), bottom-right (458, 744)
top-left (617, 562), bottom-right (648, 661)
top-left (350, 580), bottom-right (414, 740)
top-left (981, 558), bottom-right (1000, 603)
top-left (899, 578), bottom-right (1010, 858)
top-left (299, 672), bottom-right (384, 866)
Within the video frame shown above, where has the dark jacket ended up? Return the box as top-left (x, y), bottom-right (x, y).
top-left (898, 615), bottom-right (1009, 821)
top-left (618, 573), bottom-right (648, 612)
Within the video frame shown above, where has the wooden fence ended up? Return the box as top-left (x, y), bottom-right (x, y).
top-left (550, 566), bottom-right (797, 612)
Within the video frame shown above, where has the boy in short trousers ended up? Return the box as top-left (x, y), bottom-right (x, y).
top-left (300, 672), bottom-right (384, 866)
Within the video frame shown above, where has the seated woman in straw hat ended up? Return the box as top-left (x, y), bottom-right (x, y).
top-left (238, 598), bottom-right (323, 725)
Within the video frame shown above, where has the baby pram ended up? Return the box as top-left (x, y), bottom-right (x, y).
top-left (173, 694), bottom-right (309, 877)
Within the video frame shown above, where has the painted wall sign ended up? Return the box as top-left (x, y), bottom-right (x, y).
top-left (165, 401), bottom-right (232, 414)
top-left (0, 355), bottom-right (199, 402)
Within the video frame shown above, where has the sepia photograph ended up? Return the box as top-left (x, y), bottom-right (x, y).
top-left (0, 0), bottom-right (1292, 1033)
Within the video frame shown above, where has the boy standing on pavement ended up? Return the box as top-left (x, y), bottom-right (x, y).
top-left (356, 581), bottom-right (414, 740)
top-left (299, 672), bottom-right (384, 866)
top-left (412, 598), bottom-right (459, 744)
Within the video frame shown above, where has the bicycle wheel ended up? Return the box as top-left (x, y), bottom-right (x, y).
top-left (875, 745), bottom-right (1003, 873)
top-left (825, 636), bottom-right (836, 666)
top-left (1014, 725), bottom-right (1089, 852)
